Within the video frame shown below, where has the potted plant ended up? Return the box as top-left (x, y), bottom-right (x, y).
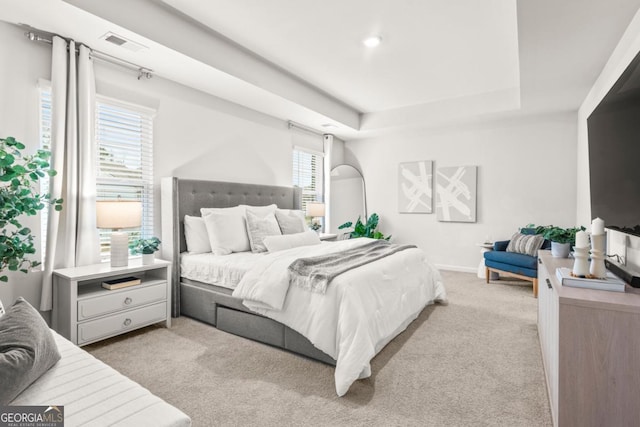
top-left (129, 237), bottom-right (161, 265)
top-left (1, 136), bottom-right (62, 283)
top-left (338, 213), bottom-right (391, 240)
top-left (543, 226), bottom-right (585, 258)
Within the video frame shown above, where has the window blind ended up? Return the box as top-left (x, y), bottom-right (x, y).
top-left (39, 87), bottom-right (52, 257)
top-left (96, 96), bottom-right (154, 262)
top-left (292, 148), bottom-right (323, 214)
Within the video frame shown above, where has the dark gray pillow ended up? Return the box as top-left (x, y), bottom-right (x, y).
top-left (0, 297), bottom-right (61, 404)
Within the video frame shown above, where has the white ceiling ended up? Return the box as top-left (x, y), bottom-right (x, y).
top-left (163, 0), bottom-right (520, 113)
top-left (1, 0), bottom-right (639, 139)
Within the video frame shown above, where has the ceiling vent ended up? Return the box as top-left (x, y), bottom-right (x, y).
top-left (100, 32), bottom-right (148, 52)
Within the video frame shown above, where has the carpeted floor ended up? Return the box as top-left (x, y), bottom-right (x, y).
top-left (85, 271), bottom-right (552, 426)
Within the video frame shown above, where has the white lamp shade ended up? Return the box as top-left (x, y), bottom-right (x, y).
top-left (96, 200), bottom-right (142, 229)
top-left (306, 202), bottom-right (325, 217)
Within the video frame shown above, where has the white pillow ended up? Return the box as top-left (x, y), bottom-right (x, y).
top-left (243, 204), bottom-right (277, 218)
top-left (203, 212), bottom-right (251, 255)
top-left (245, 211), bottom-right (282, 253)
top-left (200, 205), bottom-right (244, 217)
top-left (263, 230), bottom-right (321, 253)
top-left (275, 209), bottom-right (307, 234)
top-left (184, 215), bottom-right (211, 254)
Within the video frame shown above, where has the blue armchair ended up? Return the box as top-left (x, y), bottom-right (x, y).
top-left (483, 230), bottom-right (550, 297)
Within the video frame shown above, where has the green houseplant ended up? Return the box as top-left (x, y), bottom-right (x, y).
top-left (524, 224), bottom-right (585, 258)
top-left (129, 237), bottom-right (161, 265)
top-left (545, 226), bottom-right (585, 258)
top-left (0, 136), bottom-right (62, 282)
top-left (338, 213), bottom-right (391, 240)
top-left (543, 226), bottom-right (585, 245)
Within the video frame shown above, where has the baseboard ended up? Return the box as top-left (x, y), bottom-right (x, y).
top-left (435, 264), bottom-right (477, 274)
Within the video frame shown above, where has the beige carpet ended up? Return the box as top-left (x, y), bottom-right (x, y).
top-left (85, 271), bottom-right (552, 426)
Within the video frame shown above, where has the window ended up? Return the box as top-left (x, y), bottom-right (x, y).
top-left (39, 87), bottom-right (155, 262)
top-left (96, 96), bottom-right (154, 262)
top-left (292, 148), bottom-right (323, 214)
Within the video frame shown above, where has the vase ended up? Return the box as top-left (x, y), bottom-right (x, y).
top-left (572, 246), bottom-right (590, 276)
top-left (551, 242), bottom-right (570, 258)
top-left (142, 253), bottom-right (155, 265)
top-left (590, 233), bottom-right (607, 279)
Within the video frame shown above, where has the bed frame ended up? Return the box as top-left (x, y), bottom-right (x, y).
top-left (160, 177), bottom-right (336, 365)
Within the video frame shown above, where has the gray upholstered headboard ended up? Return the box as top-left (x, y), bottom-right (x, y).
top-left (160, 177), bottom-right (302, 317)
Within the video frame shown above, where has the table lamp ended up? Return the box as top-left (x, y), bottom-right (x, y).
top-left (306, 202), bottom-right (325, 232)
top-left (96, 200), bottom-right (142, 267)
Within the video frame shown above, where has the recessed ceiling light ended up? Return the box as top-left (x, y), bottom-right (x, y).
top-left (363, 35), bottom-right (382, 48)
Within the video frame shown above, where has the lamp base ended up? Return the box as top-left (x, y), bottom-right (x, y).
top-left (110, 231), bottom-right (129, 267)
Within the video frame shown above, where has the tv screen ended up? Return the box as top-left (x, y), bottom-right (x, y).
top-left (587, 49), bottom-right (640, 238)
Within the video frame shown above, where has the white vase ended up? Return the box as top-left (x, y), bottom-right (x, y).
top-left (572, 246), bottom-right (590, 276)
top-left (142, 253), bottom-right (155, 265)
top-left (551, 242), bottom-right (571, 258)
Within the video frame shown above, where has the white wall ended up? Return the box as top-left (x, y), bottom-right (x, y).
top-left (345, 112), bottom-right (578, 271)
top-left (577, 8), bottom-right (640, 271)
top-left (0, 21), bottom-right (312, 310)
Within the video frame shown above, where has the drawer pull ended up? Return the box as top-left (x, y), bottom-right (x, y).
top-left (546, 278), bottom-right (552, 289)
top-left (538, 258), bottom-right (542, 264)
top-left (123, 318), bottom-right (132, 327)
top-left (124, 297), bottom-right (132, 305)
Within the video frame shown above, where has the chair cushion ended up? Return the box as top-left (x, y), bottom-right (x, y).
top-left (485, 259), bottom-right (537, 278)
top-left (484, 250), bottom-right (538, 271)
top-left (506, 232), bottom-right (545, 257)
top-left (521, 227), bottom-right (551, 249)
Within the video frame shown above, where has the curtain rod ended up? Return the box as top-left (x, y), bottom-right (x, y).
top-left (25, 31), bottom-right (153, 80)
top-left (287, 121), bottom-right (325, 136)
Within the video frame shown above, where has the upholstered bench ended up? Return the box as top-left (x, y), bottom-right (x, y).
top-left (483, 231), bottom-right (550, 298)
top-left (1, 297), bottom-right (191, 427)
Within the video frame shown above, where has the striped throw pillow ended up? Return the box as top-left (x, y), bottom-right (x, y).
top-left (506, 232), bottom-right (545, 257)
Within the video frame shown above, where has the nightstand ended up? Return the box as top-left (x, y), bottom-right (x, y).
top-left (52, 259), bottom-right (171, 346)
top-left (319, 233), bottom-right (338, 241)
top-left (477, 242), bottom-right (498, 280)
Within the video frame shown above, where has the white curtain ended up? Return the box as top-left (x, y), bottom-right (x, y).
top-left (40, 37), bottom-right (100, 311)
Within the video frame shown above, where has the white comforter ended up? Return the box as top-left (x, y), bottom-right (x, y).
top-left (232, 238), bottom-right (447, 396)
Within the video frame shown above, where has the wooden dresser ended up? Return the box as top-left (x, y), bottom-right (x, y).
top-left (537, 250), bottom-right (640, 426)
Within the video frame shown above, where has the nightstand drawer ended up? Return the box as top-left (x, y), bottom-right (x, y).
top-left (77, 282), bottom-right (166, 321)
top-left (77, 302), bottom-right (167, 345)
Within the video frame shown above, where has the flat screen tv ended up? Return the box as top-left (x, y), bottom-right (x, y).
top-left (587, 49), bottom-right (640, 238)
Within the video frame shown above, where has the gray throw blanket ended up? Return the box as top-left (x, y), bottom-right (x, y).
top-left (288, 240), bottom-right (417, 294)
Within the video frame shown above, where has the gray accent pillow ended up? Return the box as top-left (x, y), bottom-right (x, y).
top-left (275, 210), bottom-right (306, 234)
top-left (506, 232), bottom-right (545, 257)
top-left (246, 211), bottom-right (282, 253)
top-left (0, 297), bottom-right (61, 404)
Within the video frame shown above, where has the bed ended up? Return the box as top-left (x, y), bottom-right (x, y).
top-left (161, 177), bottom-right (446, 396)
